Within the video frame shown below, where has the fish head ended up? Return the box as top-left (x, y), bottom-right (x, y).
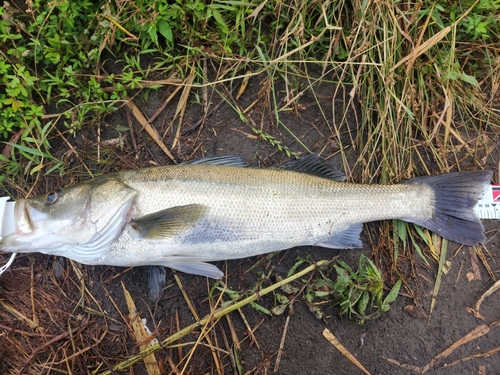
top-left (0, 177), bottom-right (137, 260)
top-left (1, 183), bottom-right (95, 253)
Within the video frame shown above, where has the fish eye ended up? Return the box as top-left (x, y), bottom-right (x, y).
top-left (45, 189), bottom-right (61, 205)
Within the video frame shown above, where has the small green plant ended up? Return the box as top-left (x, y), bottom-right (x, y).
top-left (215, 274), bottom-right (274, 317)
top-left (252, 127), bottom-right (299, 159)
top-left (330, 255), bottom-right (401, 322)
top-left (280, 255), bottom-right (401, 323)
top-left (2, 0), bottom-right (330, 183)
top-left (269, 255), bottom-right (401, 323)
top-left (456, 0), bottom-right (499, 40)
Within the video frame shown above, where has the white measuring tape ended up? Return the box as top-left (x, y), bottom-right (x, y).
top-left (0, 196), bottom-right (16, 276)
top-left (0, 196), bottom-right (15, 236)
top-left (474, 185), bottom-right (500, 219)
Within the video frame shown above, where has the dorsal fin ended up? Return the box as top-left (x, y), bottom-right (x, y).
top-left (181, 156), bottom-right (246, 167)
top-left (279, 154), bottom-right (346, 182)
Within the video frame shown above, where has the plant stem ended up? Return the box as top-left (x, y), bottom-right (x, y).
top-left (96, 259), bottom-right (330, 374)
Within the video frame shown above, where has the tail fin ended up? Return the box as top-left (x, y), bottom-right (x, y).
top-left (406, 170), bottom-right (492, 246)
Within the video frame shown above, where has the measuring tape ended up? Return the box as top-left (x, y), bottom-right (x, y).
top-left (0, 197), bottom-right (16, 275)
top-left (0, 197), bottom-right (15, 237)
top-left (474, 185), bottom-right (500, 219)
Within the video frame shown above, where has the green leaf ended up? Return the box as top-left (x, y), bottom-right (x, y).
top-left (30, 163), bottom-right (45, 175)
top-left (210, 9), bottom-right (229, 34)
top-left (349, 289), bottom-right (363, 306)
top-left (358, 291), bottom-right (370, 316)
top-left (336, 260), bottom-right (356, 277)
top-left (307, 303), bottom-right (324, 320)
top-left (271, 304), bottom-right (287, 316)
top-left (250, 302), bottom-right (272, 316)
top-left (409, 230), bottom-right (430, 266)
top-left (443, 70), bottom-right (459, 81)
top-left (157, 20), bottom-right (173, 44)
top-left (280, 281), bottom-right (300, 295)
top-left (146, 23), bottom-right (159, 46)
top-left (333, 265), bottom-right (350, 291)
top-left (216, 286), bottom-right (240, 300)
top-left (412, 224), bottom-right (430, 246)
top-left (287, 257), bottom-right (308, 277)
top-left (394, 219), bottom-right (407, 247)
top-left (314, 291), bottom-right (330, 299)
top-left (383, 279), bottom-right (401, 306)
top-left (363, 256), bottom-right (381, 279)
top-left (275, 293), bottom-right (289, 304)
top-left (7, 142), bottom-right (46, 157)
top-left (45, 161), bottom-right (64, 175)
top-left (431, 8), bottom-right (444, 28)
top-left (460, 72), bottom-right (479, 86)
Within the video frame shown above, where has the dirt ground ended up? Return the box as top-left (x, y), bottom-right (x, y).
top-left (1, 71), bottom-right (499, 375)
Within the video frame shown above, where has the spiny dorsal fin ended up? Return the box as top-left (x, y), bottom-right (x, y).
top-left (129, 204), bottom-right (208, 239)
top-left (181, 156), bottom-right (246, 167)
top-left (279, 154), bottom-right (346, 182)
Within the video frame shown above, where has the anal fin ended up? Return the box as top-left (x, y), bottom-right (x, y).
top-left (315, 223), bottom-right (363, 249)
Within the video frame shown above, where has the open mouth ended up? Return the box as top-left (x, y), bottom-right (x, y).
top-left (15, 200), bottom-right (49, 235)
top-left (15, 199), bottom-right (31, 234)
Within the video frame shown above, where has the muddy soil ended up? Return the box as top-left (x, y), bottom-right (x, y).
top-left (1, 71), bottom-right (499, 375)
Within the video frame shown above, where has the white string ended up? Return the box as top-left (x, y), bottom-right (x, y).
top-left (0, 253), bottom-right (16, 276)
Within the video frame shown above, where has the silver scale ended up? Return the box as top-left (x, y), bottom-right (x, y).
top-left (0, 186), bottom-right (499, 275)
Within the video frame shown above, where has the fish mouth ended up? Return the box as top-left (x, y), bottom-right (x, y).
top-left (14, 199), bottom-right (48, 235)
top-left (15, 199), bottom-right (31, 234)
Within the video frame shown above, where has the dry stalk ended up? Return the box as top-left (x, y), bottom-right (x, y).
top-left (97, 260), bottom-right (330, 374)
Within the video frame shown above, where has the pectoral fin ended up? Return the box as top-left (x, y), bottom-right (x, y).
top-left (129, 204), bottom-right (208, 239)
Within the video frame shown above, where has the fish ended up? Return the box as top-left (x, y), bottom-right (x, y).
top-left (0, 155), bottom-right (492, 279)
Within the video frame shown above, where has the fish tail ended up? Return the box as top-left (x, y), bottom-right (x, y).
top-left (406, 170), bottom-right (493, 246)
